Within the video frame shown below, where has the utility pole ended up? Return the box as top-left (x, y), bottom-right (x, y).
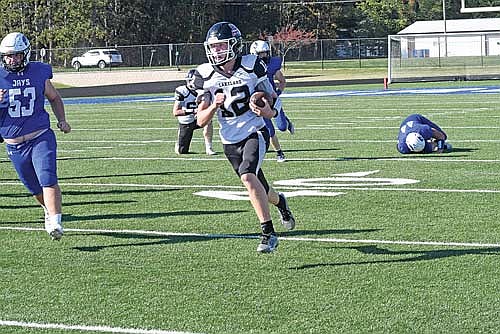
top-left (443, 0), bottom-right (448, 57)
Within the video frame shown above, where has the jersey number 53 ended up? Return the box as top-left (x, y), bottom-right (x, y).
top-left (7, 87), bottom-right (36, 118)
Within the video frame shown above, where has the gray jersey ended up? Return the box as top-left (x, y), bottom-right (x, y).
top-left (195, 55), bottom-right (268, 144)
top-left (174, 85), bottom-right (197, 125)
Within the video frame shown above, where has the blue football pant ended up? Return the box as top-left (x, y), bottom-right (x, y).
top-left (5, 128), bottom-right (58, 195)
top-left (264, 108), bottom-right (290, 137)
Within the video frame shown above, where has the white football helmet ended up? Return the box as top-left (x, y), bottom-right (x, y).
top-left (250, 40), bottom-right (270, 55)
top-left (405, 132), bottom-right (425, 152)
top-left (204, 22), bottom-right (243, 66)
top-left (0, 32), bottom-right (31, 72)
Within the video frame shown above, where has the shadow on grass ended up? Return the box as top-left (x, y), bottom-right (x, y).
top-left (63, 188), bottom-right (180, 196)
top-left (336, 153), bottom-right (474, 161)
top-left (64, 210), bottom-right (246, 223)
top-left (72, 233), bottom-right (218, 252)
top-left (267, 148), bottom-right (340, 154)
top-left (283, 228), bottom-right (380, 237)
top-left (291, 244), bottom-right (500, 270)
top-left (58, 170), bottom-right (205, 181)
top-left (71, 228), bottom-right (378, 252)
top-left (0, 200), bottom-right (138, 210)
top-left (444, 147), bottom-right (478, 153)
top-left (72, 229), bottom-right (254, 252)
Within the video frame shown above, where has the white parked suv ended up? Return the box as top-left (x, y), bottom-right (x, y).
top-left (71, 49), bottom-right (123, 70)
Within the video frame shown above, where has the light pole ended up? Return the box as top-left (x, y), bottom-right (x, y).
top-left (443, 0), bottom-right (448, 57)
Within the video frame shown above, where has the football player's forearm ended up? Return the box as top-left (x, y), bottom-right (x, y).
top-left (196, 104), bottom-right (216, 127)
top-left (49, 97), bottom-right (66, 123)
top-left (431, 128), bottom-right (446, 140)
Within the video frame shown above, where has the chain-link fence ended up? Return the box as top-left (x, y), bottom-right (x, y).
top-left (32, 38), bottom-right (388, 70)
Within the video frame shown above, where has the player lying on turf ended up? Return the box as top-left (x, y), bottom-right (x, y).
top-left (397, 113), bottom-right (452, 154)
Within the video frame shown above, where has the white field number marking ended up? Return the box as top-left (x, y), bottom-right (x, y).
top-left (195, 170), bottom-right (419, 200)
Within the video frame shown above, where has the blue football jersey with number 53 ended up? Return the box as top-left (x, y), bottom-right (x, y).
top-left (0, 62), bottom-right (52, 139)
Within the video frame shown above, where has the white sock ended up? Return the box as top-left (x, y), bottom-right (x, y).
top-left (49, 214), bottom-right (63, 229)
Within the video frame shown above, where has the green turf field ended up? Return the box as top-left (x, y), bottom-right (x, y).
top-left (1, 88), bottom-right (500, 334)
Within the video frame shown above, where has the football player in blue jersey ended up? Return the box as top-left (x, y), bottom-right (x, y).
top-left (172, 69), bottom-right (215, 155)
top-left (250, 40), bottom-right (294, 162)
top-left (194, 22), bottom-right (296, 253)
top-left (0, 32), bottom-right (71, 240)
top-left (397, 114), bottom-right (452, 154)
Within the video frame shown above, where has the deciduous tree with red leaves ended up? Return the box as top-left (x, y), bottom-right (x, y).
top-left (270, 25), bottom-right (317, 66)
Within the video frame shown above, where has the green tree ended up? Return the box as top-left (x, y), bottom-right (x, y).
top-left (356, 0), bottom-right (414, 36)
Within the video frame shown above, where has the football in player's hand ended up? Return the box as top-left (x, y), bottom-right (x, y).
top-left (250, 91), bottom-right (271, 108)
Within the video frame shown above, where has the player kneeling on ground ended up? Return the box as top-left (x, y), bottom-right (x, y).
top-left (172, 69), bottom-right (215, 155)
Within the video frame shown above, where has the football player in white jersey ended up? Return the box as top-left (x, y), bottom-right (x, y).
top-left (194, 22), bottom-right (296, 253)
top-left (172, 69), bottom-right (215, 155)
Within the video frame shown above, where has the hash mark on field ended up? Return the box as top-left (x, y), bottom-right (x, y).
top-left (1, 226), bottom-right (500, 248)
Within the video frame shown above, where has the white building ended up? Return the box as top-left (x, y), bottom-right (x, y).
top-left (397, 18), bottom-right (500, 58)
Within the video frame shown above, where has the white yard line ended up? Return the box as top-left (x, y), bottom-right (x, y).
top-left (71, 157), bottom-right (500, 163)
top-left (0, 320), bottom-right (201, 334)
top-left (1, 226), bottom-right (499, 248)
top-left (0, 181), bottom-right (500, 193)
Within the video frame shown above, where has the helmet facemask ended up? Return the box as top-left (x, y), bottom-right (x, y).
top-left (0, 32), bottom-right (31, 72)
top-left (204, 37), bottom-right (240, 66)
top-left (204, 22), bottom-right (242, 66)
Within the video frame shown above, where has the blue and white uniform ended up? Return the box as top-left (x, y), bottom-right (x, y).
top-left (397, 114), bottom-right (447, 154)
top-left (262, 56), bottom-right (289, 135)
top-left (0, 62), bottom-right (58, 194)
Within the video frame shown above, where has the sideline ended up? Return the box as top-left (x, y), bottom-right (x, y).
top-left (61, 86), bottom-right (500, 105)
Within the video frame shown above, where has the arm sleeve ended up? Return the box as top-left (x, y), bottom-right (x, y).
top-left (254, 58), bottom-right (267, 79)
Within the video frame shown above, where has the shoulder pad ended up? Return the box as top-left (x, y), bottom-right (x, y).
top-left (196, 63), bottom-right (214, 79)
top-left (240, 54), bottom-right (266, 78)
top-left (175, 85), bottom-right (189, 97)
top-left (240, 54), bottom-right (258, 70)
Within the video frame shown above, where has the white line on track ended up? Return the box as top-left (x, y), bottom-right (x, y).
top-left (0, 320), bottom-right (201, 334)
top-left (1, 226), bottom-right (499, 248)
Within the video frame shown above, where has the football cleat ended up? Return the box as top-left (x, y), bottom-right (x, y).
top-left (257, 233), bottom-right (279, 253)
top-left (445, 142), bottom-right (453, 152)
top-left (206, 148), bottom-right (216, 155)
top-left (276, 152), bottom-right (286, 163)
top-left (44, 219), bottom-right (63, 241)
top-left (277, 193), bottom-right (295, 230)
top-left (49, 228), bottom-right (63, 241)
